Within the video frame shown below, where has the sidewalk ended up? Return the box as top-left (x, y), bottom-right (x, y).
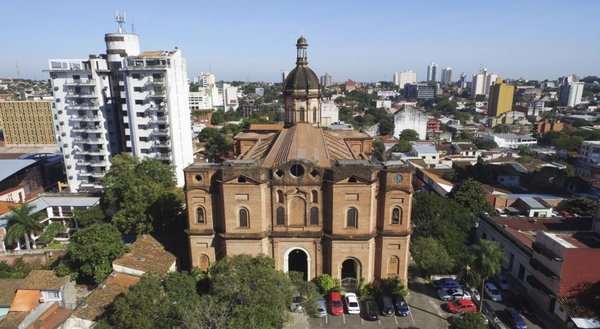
top-left (284, 311), bottom-right (310, 329)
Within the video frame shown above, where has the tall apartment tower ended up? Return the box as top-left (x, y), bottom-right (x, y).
top-left (471, 68), bottom-right (497, 96)
top-left (459, 73), bottom-right (468, 88)
top-left (559, 74), bottom-right (584, 107)
top-left (398, 70), bottom-right (417, 89)
top-left (427, 62), bottom-right (438, 82)
top-left (320, 73), bottom-right (332, 87)
top-left (488, 78), bottom-right (515, 117)
top-left (47, 17), bottom-right (192, 192)
top-left (441, 67), bottom-right (453, 85)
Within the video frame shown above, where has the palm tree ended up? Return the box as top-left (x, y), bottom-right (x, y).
top-left (471, 240), bottom-right (505, 313)
top-left (5, 203), bottom-right (43, 250)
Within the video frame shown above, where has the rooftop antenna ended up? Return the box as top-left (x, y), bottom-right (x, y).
top-left (15, 61), bottom-right (20, 79)
top-left (115, 11), bottom-right (127, 33)
top-left (131, 23), bottom-right (135, 35)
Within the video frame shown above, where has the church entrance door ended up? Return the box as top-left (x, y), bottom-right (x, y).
top-left (341, 259), bottom-right (361, 292)
top-left (287, 248), bottom-right (309, 281)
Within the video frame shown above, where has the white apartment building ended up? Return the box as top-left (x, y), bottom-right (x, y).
top-left (320, 100), bottom-right (339, 127)
top-left (189, 90), bottom-right (213, 110)
top-left (393, 106), bottom-right (428, 140)
top-left (483, 133), bottom-right (537, 149)
top-left (426, 63), bottom-right (438, 82)
top-left (441, 67), bottom-right (452, 85)
top-left (471, 68), bottom-right (499, 96)
top-left (559, 80), bottom-right (584, 107)
top-left (194, 72), bottom-right (215, 87)
top-left (397, 70), bottom-right (417, 89)
top-left (48, 29), bottom-right (193, 191)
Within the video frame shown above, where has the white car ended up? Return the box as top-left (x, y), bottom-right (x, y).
top-left (344, 292), bottom-right (360, 314)
top-left (467, 286), bottom-right (481, 303)
top-left (437, 288), bottom-right (471, 301)
top-left (484, 282), bottom-right (502, 302)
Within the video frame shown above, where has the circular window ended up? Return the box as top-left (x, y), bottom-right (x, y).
top-left (394, 174), bottom-right (403, 183)
top-left (290, 164), bottom-right (305, 178)
top-left (194, 174), bottom-right (203, 182)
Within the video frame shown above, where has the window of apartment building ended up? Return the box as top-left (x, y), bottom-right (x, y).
top-left (134, 87), bottom-right (143, 92)
top-left (139, 136), bottom-right (148, 142)
top-left (137, 125), bottom-right (146, 129)
top-left (88, 75), bottom-right (93, 80)
top-left (346, 207), bottom-right (358, 228)
top-left (141, 149), bottom-right (150, 154)
top-left (152, 73), bottom-right (162, 79)
top-left (120, 98), bottom-right (126, 104)
top-left (135, 100), bottom-right (144, 105)
top-left (132, 73), bottom-right (141, 79)
top-left (136, 112), bottom-right (145, 118)
top-left (72, 75), bottom-right (80, 80)
top-left (276, 207), bottom-right (285, 226)
top-left (239, 208), bottom-right (249, 228)
top-left (196, 207), bottom-right (206, 224)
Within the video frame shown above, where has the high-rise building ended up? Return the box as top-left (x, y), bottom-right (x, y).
top-left (485, 73), bottom-right (499, 95)
top-left (404, 83), bottom-right (438, 100)
top-left (459, 73), bottom-right (468, 89)
top-left (427, 62), bottom-right (438, 82)
top-left (559, 75), bottom-right (584, 107)
top-left (441, 67), bottom-right (453, 85)
top-left (0, 101), bottom-right (56, 145)
top-left (397, 70), bottom-right (417, 89)
top-left (47, 19), bottom-right (193, 192)
top-left (320, 73), bottom-right (332, 87)
top-left (488, 78), bottom-right (515, 117)
top-left (392, 72), bottom-right (399, 86)
top-left (196, 72), bottom-right (215, 87)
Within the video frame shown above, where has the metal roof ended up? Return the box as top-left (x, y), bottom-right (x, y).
top-left (0, 195), bottom-right (100, 221)
top-left (0, 159), bottom-right (37, 182)
top-left (519, 196), bottom-right (546, 209)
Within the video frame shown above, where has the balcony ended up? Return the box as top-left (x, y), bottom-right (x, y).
top-left (529, 258), bottom-right (560, 280)
top-left (72, 126), bottom-right (103, 133)
top-left (154, 141), bottom-right (170, 148)
top-left (63, 79), bottom-right (96, 86)
top-left (65, 92), bottom-right (97, 99)
top-left (70, 116), bottom-right (101, 122)
top-left (66, 102), bottom-right (98, 110)
top-left (77, 159), bottom-right (107, 166)
top-left (532, 242), bottom-right (563, 261)
top-left (78, 149), bottom-right (107, 156)
top-left (73, 137), bottom-right (105, 144)
top-left (152, 129), bottom-right (170, 136)
top-left (147, 90), bottom-right (166, 98)
top-left (155, 153), bottom-right (171, 161)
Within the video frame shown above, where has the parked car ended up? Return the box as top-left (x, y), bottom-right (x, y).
top-left (392, 295), bottom-right (410, 316)
top-left (495, 272), bottom-right (511, 290)
top-left (433, 278), bottom-right (463, 290)
top-left (484, 282), bottom-right (502, 301)
top-left (315, 297), bottom-right (327, 318)
top-left (507, 307), bottom-right (528, 329)
top-left (437, 288), bottom-right (471, 301)
top-left (378, 295), bottom-right (394, 316)
top-left (291, 293), bottom-right (303, 312)
top-left (362, 300), bottom-right (380, 321)
top-left (446, 299), bottom-right (477, 313)
top-left (513, 295), bottom-right (533, 317)
top-left (328, 292), bottom-right (344, 315)
top-left (482, 301), bottom-right (509, 329)
top-left (344, 292), bottom-right (360, 315)
top-left (467, 286), bottom-right (481, 303)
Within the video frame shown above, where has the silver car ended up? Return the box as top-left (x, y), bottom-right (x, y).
top-left (315, 297), bottom-right (327, 317)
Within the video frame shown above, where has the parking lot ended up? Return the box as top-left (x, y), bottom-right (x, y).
top-left (289, 268), bottom-right (557, 329)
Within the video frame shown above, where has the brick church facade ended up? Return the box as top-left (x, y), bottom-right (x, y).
top-left (185, 37), bottom-right (413, 286)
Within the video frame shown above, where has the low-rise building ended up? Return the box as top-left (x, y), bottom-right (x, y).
top-left (393, 106), bottom-right (428, 140)
top-left (483, 133), bottom-right (537, 149)
top-left (576, 141), bottom-right (600, 180)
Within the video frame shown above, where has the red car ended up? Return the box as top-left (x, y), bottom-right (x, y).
top-left (446, 299), bottom-right (477, 313)
top-left (328, 292), bottom-right (344, 315)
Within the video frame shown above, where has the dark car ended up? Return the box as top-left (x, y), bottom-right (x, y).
top-left (378, 295), bottom-right (394, 316)
top-left (507, 307), bottom-right (527, 329)
top-left (362, 300), bottom-right (379, 321)
top-left (392, 295), bottom-right (410, 316)
top-left (433, 278), bottom-right (464, 290)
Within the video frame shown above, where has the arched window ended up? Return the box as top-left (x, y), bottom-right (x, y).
top-left (199, 254), bottom-right (210, 271)
top-left (387, 256), bottom-right (400, 275)
top-left (311, 190), bottom-right (318, 203)
top-left (276, 207), bottom-right (285, 226)
top-left (239, 208), bottom-right (249, 227)
top-left (310, 207), bottom-right (319, 225)
top-left (277, 190), bottom-right (284, 203)
top-left (391, 207), bottom-right (402, 225)
top-left (196, 207), bottom-right (205, 224)
top-left (346, 208), bottom-right (358, 228)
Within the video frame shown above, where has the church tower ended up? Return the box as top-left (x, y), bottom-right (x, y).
top-left (283, 36), bottom-right (322, 127)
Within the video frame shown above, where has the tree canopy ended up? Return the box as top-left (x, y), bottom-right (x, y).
top-left (410, 237), bottom-right (455, 278)
top-left (73, 205), bottom-right (106, 228)
top-left (57, 224), bottom-right (128, 284)
top-left (562, 197), bottom-right (597, 217)
top-left (448, 180), bottom-right (493, 215)
top-left (100, 153), bottom-right (182, 235)
top-left (390, 140), bottom-right (412, 153)
top-left (399, 129), bottom-right (419, 141)
top-left (449, 312), bottom-right (488, 329)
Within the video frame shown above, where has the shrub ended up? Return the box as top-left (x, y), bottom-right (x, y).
top-left (312, 274), bottom-right (341, 296)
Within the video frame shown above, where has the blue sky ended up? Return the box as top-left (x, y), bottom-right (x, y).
top-left (2, 0), bottom-right (599, 82)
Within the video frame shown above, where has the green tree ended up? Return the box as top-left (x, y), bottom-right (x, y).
top-left (399, 129), bottom-right (419, 141)
top-left (109, 274), bottom-right (176, 329)
top-left (410, 237), bottom-right (455, 278)
top-left (202, 133), bottom-right (233, 162)
top-left (562, 197), bottom-right (597, 217)
top-left (372, 140), bottom-right (385, 161)
top-left (0, 258), bottom-right (34, 279)
top-left (197, 127), bottom-right (222, 142)
top-left (181, 295), bottom-right (232, 329)
top-left (209, 254), bottom-right (295, 329)
top-left (5, 203), bottom-right (43, 250)
top-left (378, 118), bottom-right (395, 135)
top-left (289, 271), bottom-right (319, 317)
top-left (73, 205), bottom-right (106, 228)
top-left (449, 312), bottom-right (487, 329)
top-left (390, 140), bottom-right (412, 153)
top-left (470, 240), bottom-right (505, 312)
top-left (59, 224), bottom-right (128, 284)
top-left (36, 222), bottom-right (67, 245)
top-left (448, 180), bottom-right (493, 215)
top-left (312, 273), bottom-right (341, 295)
top-left (101, 154), bottom-right (180, 235)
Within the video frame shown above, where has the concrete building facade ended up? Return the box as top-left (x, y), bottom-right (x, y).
top-left (393, 106), bottom-right (428, 140)
top-left (488, 78), bottom-right (515, 117)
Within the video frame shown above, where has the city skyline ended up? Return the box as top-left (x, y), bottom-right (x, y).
top-left (2, 0), bottom-right (599, 82)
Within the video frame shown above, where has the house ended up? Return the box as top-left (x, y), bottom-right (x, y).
top-left (483, 133), bottom-right (537, 149)
top-left (112, 235), bottom-right (177, 276)
top-left (449, 143), bottom-right (481, 157)
top-left (61, 273), bottom-right (140, 329)
top-left (491, 163), bottom-right (526, 187)
top-left (488, 193), bottom-right (563, 217)
top-left (0, 279), bottom-right (22, 320)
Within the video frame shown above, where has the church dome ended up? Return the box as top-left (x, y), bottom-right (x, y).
top-left (284, 66), bottom-right (320, 91)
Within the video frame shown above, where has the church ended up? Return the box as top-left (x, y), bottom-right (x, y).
top-left (184, 37), bottom-right (413, 287)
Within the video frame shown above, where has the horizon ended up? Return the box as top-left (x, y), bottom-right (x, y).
top-left (2, 0), bottom-right (599, 82)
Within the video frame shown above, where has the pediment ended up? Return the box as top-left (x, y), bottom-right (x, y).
top-left (223, 174), bottom-right (261, 185)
